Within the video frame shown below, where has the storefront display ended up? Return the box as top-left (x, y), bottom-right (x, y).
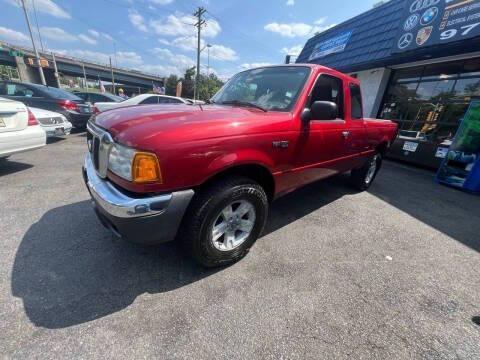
top-left (436, 101), bottom-right (480, 193)
top-left (379, 58), bottom-right (480, 168)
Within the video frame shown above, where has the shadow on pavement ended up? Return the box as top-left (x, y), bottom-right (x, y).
top-left (0, 159), bottom-right (33, 176)
top-left (11, 200), bottom-right (219, 329)
top-left (11, 175), bottom-right (355, 329)
top-left (369, 161), bottom-right (480, 252)
top-left (264, 174), bottom-right (356, 235)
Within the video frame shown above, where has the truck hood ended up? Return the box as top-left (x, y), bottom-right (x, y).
top-left (94, 104), bottom-right (292, 150)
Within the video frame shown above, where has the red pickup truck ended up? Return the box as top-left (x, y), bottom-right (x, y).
top-left (83, 64), bottom-right (397, 267)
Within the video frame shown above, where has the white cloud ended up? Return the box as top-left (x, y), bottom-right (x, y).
top-left (209, 44), bottom-right (238, 61)
top-left (264, 20), bottom-right (336, 38)
top-left (150, 13), bottom-right (220, 38)
top-left (116, 51), bottom-right (143, 66)
top-left (129, 9), bottom-right (148, 32)
top-left (158, 38), bottom-right (170, 45)
top-left (40, 27), bottom-right (77, 42)
top-left (171, 36), bottom-right (198, 52)
top-left (281, 44), bottom-right (303, 56)
top-left (78, 34), bottom-right (98, 45)
top-left (286, 0), bottom-right (294, 5)
top-left (88, 29), bottom-right (100, 38)
top-left (149, 47), bottom-right (195, 75)
top-left (0, 26), bottom-right (30, 44)
top-left (170, 36), bottom-right (237, 61)
top-left (239, 63), bottom-right (274, 70)
top-left (314, 17), bottom-right (327, 25)
top-left (5, 0), bottom-right (70, 19)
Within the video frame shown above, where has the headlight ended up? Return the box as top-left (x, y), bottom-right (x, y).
top-left (108, 143), bottom-right (136, 181)
top-left (108, 143), bottom-right (162, 183)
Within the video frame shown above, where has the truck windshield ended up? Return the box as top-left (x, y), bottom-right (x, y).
top-left (211, 66), bottom-right (311, 112)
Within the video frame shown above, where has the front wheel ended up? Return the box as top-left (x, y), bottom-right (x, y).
top-left (179, 176), bottom-right (268, 267)
top-left (350, 153), bottom-right (382, 191)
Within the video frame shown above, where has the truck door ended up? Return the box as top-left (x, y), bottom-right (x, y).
top-left (294, 73), bottom-right (350, 179)
top-left (344, 83), bottom-right (368, 167)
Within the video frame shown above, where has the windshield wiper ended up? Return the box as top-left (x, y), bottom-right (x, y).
top-left (220, 100), bottom-right (267, 112)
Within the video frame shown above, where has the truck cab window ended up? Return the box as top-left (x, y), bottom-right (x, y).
top-left (309, 74), bottom-right (344, 119)
top-left (350, 83), bottom-right (363, 119)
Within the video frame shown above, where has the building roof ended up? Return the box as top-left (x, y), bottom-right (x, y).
top-left (296, 0), bottom-right (480, 72)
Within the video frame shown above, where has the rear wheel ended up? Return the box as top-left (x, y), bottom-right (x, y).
top-left (179, 176), bottom-right (268, 267)
top-left (350, 153), bottom-right (382, 191)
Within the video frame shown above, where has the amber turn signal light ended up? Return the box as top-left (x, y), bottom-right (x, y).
top-left (131, 152), bottom-right (162, 184)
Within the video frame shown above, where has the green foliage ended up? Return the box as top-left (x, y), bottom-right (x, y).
top-left (164, 67), bottom-right (224, 100)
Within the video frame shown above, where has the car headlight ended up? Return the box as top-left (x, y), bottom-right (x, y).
top-left (108, 143), bottom-right (162, 183)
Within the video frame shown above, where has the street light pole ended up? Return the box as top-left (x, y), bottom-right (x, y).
top-left (20, 0), bottom-right (46, 85)
top-left (193, 7), bottom-right (206, 101)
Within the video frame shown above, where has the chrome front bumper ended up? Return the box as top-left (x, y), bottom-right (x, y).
top-left (83, 154), bottom-right (194, 244)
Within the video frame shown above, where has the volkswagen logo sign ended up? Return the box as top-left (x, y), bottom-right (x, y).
top-left (410, 0), bottom-right (440, 13)
top-left (420, 7), bottom-right (438, 25)
top-left (398, 33), bottom-right (413, 50)
top-left (404, 13), bottom-right (419, 31)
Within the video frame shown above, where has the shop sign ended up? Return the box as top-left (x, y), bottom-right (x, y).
top-left (308, 30), bottom-right (353, 60)
top-left (393, 0), bottom-right (480, 53)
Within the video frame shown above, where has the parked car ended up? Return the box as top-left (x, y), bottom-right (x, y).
top-left (73, 91), bottom-right (123, 105)
top-left (29, 107), bottom-right (72, 138)
top-left (0, 97), bottom-right (46, 159)
top-left (83, 64), bottom-right (398, 267)
top-left (0, 81), bottom-right (93, 129)
top-left (94, 94), bottom-right (189, 112)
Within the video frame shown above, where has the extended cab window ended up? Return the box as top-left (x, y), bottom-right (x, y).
top-left (309, 74), bottom-right (344, 119)
top-left (350, 83), bottom-right (363, 119)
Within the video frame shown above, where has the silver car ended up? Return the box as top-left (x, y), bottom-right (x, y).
top-left (28, 107), bottom-right (73, 138)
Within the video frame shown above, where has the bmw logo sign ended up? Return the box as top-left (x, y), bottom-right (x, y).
top-left (420, 7), bottom-right (438, 26)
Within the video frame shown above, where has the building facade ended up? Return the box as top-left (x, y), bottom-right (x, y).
top-left (297, 0), bottom-right (480, 168)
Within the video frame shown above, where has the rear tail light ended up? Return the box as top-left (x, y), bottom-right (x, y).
top-left (93, 106), bottom-right (100, 114)
top-left (27, 109), bottom-right (39, 126)
top-left (58, 100), bottom-right (79, 112)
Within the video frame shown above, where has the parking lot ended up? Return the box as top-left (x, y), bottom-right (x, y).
top-left (1, 132), bottom-right (479, 359)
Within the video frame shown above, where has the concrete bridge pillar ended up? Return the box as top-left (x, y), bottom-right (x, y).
top-left (14, 56), bottom-right (39, 83)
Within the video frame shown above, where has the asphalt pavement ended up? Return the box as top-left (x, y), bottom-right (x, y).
top-left (1, 132), bottom-right (479, 359)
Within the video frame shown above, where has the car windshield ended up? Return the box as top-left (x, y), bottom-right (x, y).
top-left (211, 66), bottom-right (311, 112)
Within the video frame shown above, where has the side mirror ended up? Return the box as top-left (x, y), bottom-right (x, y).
top-left (310, 101), bottom-right (338, 121)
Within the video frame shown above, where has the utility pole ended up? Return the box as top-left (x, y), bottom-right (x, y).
top-left (32, 0), bottom-right (44, 53)
top-left (20, 0), bottom-right (46, 85)
top-left (193, 7), bottom-right (206, 101)
top-left (109, 57), bottom-right (116, 94)
top-left (51, 52), bottom-right (60, 88)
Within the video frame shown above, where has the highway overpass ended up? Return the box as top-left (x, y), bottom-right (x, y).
top-left (0, 42), bottom-right (164, 90)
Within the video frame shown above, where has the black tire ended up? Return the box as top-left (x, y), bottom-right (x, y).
top-left (350, 153), bottom-right (382, 191)
top-left (179, 176), bottom-right (268, 267)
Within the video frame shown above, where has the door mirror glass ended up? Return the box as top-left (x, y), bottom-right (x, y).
top-left (310, 100), bottom-right (338, 120)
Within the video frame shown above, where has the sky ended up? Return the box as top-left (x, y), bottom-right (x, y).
top-left (0, 0), bottom-right (379, 80)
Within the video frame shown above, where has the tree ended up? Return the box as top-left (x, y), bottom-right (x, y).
top-left (165, 75), bottom-right (179, 96)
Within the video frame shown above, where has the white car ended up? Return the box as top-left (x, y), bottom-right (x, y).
top-left (94, 94), bottom-right (190, 112)
top-left (0, 97), bottom-right (46, 159)
top-left (29, 107), bottom-right (72, 138)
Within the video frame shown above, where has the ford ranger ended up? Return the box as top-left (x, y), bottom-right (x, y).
top-left (83, 64), bottom-right (398, 267)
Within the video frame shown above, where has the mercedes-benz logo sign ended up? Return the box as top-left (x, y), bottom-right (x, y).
top-left (420, 7), bottom-right (438, 25)
top-left (404, 13), bottom-right (419, 31)
top-left (398, 33), bottom-right (413, 49)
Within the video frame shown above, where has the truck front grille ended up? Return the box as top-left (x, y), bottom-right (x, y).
top-left (86, 121), bottom-right (113, 178)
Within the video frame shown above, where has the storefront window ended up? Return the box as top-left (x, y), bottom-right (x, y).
top-left (379, 58), bottom-right (480, 146)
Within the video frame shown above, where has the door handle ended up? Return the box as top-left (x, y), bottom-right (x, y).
top-left (342, 131), bottom-right (350, 139)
